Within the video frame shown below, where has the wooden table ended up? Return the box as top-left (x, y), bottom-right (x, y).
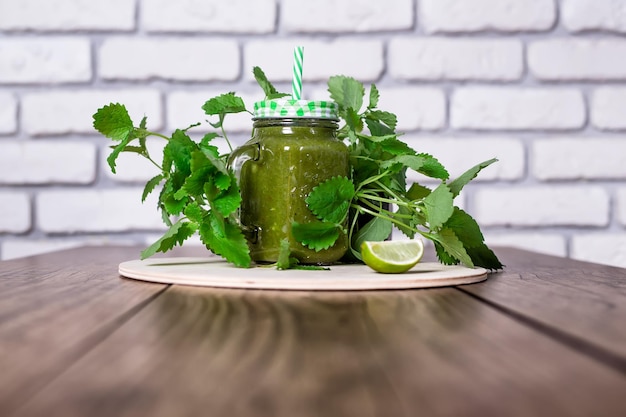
top-left (1, 246), bottom-right (624, 417)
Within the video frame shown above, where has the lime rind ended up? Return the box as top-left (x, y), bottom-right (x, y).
top-left (361, 240), bottom-right (424, 274)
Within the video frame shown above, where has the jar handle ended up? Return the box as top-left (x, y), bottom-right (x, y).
top-left (227, 143), bottom-right (260, 234)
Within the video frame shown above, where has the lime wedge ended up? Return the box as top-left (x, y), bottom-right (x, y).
top-left (361, 240), bottom-right (424, 274)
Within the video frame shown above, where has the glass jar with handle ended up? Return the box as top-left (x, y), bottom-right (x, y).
top-left (229, 99), bottom-right (349, 264)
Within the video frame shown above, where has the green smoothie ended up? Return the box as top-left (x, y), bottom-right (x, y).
top-left (231, 117), bottom-right (349, 264)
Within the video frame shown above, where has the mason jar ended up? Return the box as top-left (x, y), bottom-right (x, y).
top-left (229, 99), bottom-right (349, 264)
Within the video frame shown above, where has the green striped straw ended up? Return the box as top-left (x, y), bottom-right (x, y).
top-left (292, 46), bottom-right (304, 100)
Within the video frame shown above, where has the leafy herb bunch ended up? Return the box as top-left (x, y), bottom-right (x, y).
top-left (298, 76), bottom-right (503, 270)
top-left (93, 68), bottom-right (502, 270)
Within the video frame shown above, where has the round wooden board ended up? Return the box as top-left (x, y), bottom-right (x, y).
top-left (119, 257), bottom-right (488, 291)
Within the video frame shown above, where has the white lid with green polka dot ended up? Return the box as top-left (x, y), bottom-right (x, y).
top-left (253, 99), bottom-right (339, 120)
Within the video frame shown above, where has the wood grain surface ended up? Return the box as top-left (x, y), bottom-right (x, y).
top-left (0, 246), bottom-right (201, 416)
top-left (461, 247), bottom-right (626, 368)
top-left (1, 246), bottom-right (625, 417)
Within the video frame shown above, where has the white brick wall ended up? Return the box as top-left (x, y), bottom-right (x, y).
top-left (562, 0), bottom-right (626, 33)
top-left (533, 138), bottom-right (626, 180)
top-left (141, 0), bottom-right (276, 33)
top-left (419, 0), bottom-right (556, 33)
top-left (484, 233), bottom-right (567, 258)
top-left (244, 40), bottom-right (384, 82)
top-left (36, 189), bottom-right (164, 233)
top-left (529, 39), bottom-right (626, 80)
top-left (0, 38), bottom-right (91, 84)
top-left (571, 234), bottom-right (626, 268)
top-left (403, 137), bottom-right (525, 181)
top-left (0, 93), bottom-right (17, 134)
top-left (1, 0), bottom-right (626, 268)
top-left (167, 90), bottom-right (265, 133)
top-left (389, 38), bottom-right (523, 81)
top-left (451, 88), bottom-right (585, 130)
top-left (618, 188), bottom-right (626, 227)
top-left (0, 141), bottom-right (96, 184)
top-left (0, 192), bottom-right (30, 233)
top-left (377, 87), bottom-right (446, 131)
top-left (282, 0), bottom-right (413, 33)
top-left (474, 186), bottom-right (610, 226)
top-left (99, 39), bottom-right (240, 81)
top-left (591, 88), bottom-right (626, 130)
top-left (0, 0), bottom-right (136, 31)
top-left (22, 89), bottom-right (162, 135)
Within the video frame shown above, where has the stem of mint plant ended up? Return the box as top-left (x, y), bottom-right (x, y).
top-left (220, 124), bottom-right (233, 153)
top-left (351, 203), bottom-right (418, 233)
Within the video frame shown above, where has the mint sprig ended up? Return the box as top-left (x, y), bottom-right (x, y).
top-left (92, 96), bottom-right (252, 267)
top-left (294, 76), bottom-right (503, 270)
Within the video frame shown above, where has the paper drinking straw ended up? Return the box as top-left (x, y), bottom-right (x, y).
top-left (292, 46), bottom-right (304, 100)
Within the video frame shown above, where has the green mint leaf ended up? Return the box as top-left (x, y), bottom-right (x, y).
top-left (111, 145), bottom-right (143, 154)
top-left (345, 107), bottom-right (363, 133)
top-left (181, 151), bottom-right (215, 197)
top-left (448, 158), bottom-right (498, 198)
top-left (379, 138), bottom-right (415, 156)
top-left (357, 133), bottom-right (397, 143)
top-left (161, 142), bottom-right (173, 174)
top-left (465, 243), bottom-right (504, 270)
top-left (351, 216), bottom-right (392, 260)
top-left (158, 201), bottom-right (173, 227)
top-left (200, 132), bottom-right (219, 146)
top-left (183, 201), bottom-right (206, 223)
top-left (365, 117), bottom-right (395, 136)
top-left (368, 110), bottom-right (397, 131)
top-left (292, 221), bottom-right (341, 252)
top-left (368, 84), bottom-right (380, 109)
top-left (214, 172), bottom-right (231, 190)
top-left (442, 207), bottom-right (503, 269)
top-left (200, 144), bottom-right (229, 176)
top-left (173, 187), bottom-right (187, 201)
top-left (429, 228), bottom-right (474, 268)
top-left (306, 176), bottom-right (355, 224)
top-left (276, 239), bottom-right (294, 270)
top-left (327, 76), bottom-right (346, 107)
top-left (163, 193), bottom-right (188, 215)
top-left (199, 214), bottom-right (251, 267)
top-left (415, 153), bottom-right (449, 180)
top-left (347, 128), bottom-right (358, 145)
top-left (142, 174), bottom-right (164, 202)
top-left (393, 205), bottom-right (417, 239)
top-left (444, 207), bottom-right (484, 248)
top-left (160, 175), bottom-right (187, 216)
top-left (93, 103), bottom-right (134, 141)
top-left (139, 116), bottom-right (147, 130)
top-left (212, 181), bottom-right (241, 217)
top-left (202, 93), bottom-right (247, 117)
top-left (164, 129), bottom-right (196, 176)
top-left (381, 154), bottom-right (424, 172)
top-left (406, 183), bottom-right (431, 200)
top-left (106, 134), bottom-right (132, 174)
top-left (140, 220), bottom-right (197, 260)
top-left (434, 241), bottom-right (459, 265)
top-left (253, 66), bottom-right (290, 99)
top-left (389, 171), bottom-right (408, 194)
top-left (422, 183), bottom-right (454, 230)
top-left (274, 242), bottom-right (319, 270)
top-left (328, 75), bottom-right (364, 112)
top-left (342, 78), bottom-right (364, 113)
